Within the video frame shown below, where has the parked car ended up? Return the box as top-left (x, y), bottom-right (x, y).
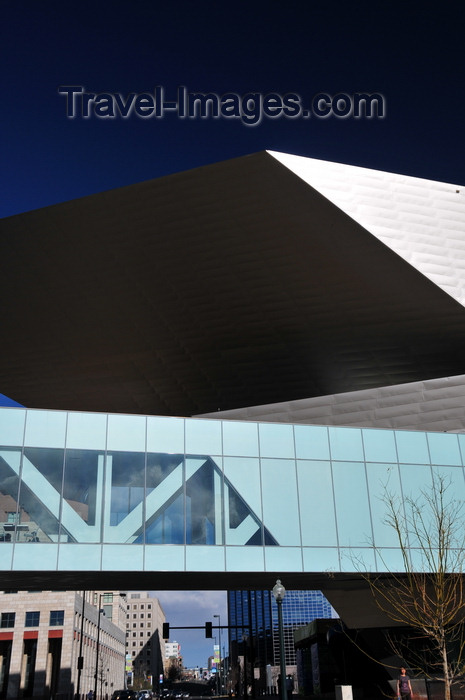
top-left (111, 691), bottom-right (137, 700)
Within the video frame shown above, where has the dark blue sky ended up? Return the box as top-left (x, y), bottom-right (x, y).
top-left (2, 0), bottom-right (464, 220)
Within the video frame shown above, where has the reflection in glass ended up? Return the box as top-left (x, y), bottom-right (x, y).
top-left (62, 450), bottom-right (102, 542)
top-left (186, 458), bottom-right (219, 545)
top-left (104, 452), bottom-right (145, 543)
top-left (224, 477), bottom-right (275, 546)
top-left (223, 457), bottom-right (274, 545)
top-left (17, 448), bottom-right (65, 543)
top-left (0, 448), bottom-right (21, 544)
top-left (145, 453), bottom-right (184, 544)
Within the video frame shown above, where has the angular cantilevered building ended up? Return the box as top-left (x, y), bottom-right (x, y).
top-left (1, 152), bottom-right (465, 637)
top-left (1, 150), bottom-right (465, 424)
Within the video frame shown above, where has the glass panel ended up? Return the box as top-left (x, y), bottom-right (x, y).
top-left (226, 546), bottom-right (265, 571)
top-left (328, 427), bottom-right (364, 461)
top-left (302, 547), bottom-right (340, 572)
top-left (297, 461), bottom-right (337, 546)
top-left (366, 463), bottom-right (403, 547)
top-left (107, 415), bottom-right (146, 452)
top-left (0, 448), bottom-right (21, 544)
top-left (362, 429), bottom-right (397, 463)
top-left (222, 421), bottom-right (259, 457)
top-left (145, 453), bottom-right (184, 544)
top-left (432, 465), bottom-right (465, 503)
top-left (395, 431), bottom-right (430, 464)
top-left (144, 544), bottom-right (185, 571)
top-left (260, 459), bottom-right (300, 546)
top-left (399, 463), bottom-right (433, 549)
top-left (339, 547), bottom-right (376, 572)
top-left (103, 452), bottom-right (145, 543)
top-left (62, 450), bottom-right (103, 542)
top-left (185, 419), bottom-right (222, 455)
top-left (147, 416), bottom-right (184, 453)
top-left (264, 546), bottom-right (303, 572)
top-left (185, 457), bottom-right (222, 545)
top-left (185, 545), bottom-right (225, 571)
top-left (19, 448), bottom-right (64, 542)
top-left (24, 410), bottom-right (67, 448)
top-left (12, 544), bottom-right (59, 570)
top-left (376, 547), bottom-right (409, 572)
top-left (57, 543), bottom-right (103, 570)
top-left (66, 412), bottom-right (107, 450)
top-left (259, 423), bottom-right (295, 459)
top-left (101, 544), bottom-right (144, 571)
top-left (399, 463), bottom-right (432, 498)
top-left (294, 425), bottom-right (330, 460)
top-left (458, 434), bottom-right (465, 465)
top-left (431, 465), bottom-right (465, 566)
top-left (223, 458), bottom-right (264, 545)
top-left (332, 462), bottom-right (372, 548)
top-left (427, 432), bottom-right (461, 466)
top-left (0, 409), bottom-right (26, 446)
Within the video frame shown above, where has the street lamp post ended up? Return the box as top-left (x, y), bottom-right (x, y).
top-left (272, 580), bottom-right (287, 700)
top-left (213, 614), bottom-right (221, 696)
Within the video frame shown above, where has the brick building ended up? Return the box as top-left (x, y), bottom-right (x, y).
top-left (124, 592), bottom-right (165, 688)
top-left (0, 590), bottom-right (126, 700)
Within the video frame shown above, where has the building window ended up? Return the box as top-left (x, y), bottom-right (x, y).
top-left (140, 613), bottom-right (144, 619)
top-left (49, 610), bottom-right (64, 626)
top-left (148, 604), bottom-right (151, 609)
top-left (147, 613), bottom-right (151, 619)
top-left (133, 632), bottom-right (136, 637)
top-left (0, 612), bottom-right (15, 628)
top-left (25, 611), bottom-right (40, 627)
top-left (133, 614), bottom-right (137, 619)
top-left (6, 512), bottom-right (19, 524)
top-left (103, 592), bottom-right (113, 603)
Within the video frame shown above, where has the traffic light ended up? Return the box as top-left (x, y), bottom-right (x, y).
top-left (205, 621), bottom-right (213, 637)
top-left (162, 622), bottom-right (170, 639)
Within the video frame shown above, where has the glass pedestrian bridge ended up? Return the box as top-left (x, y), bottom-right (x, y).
top-left (1, 406), bottom-right (465, 580)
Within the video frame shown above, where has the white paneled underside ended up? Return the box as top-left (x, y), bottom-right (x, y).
top-left (269, 150), bottom-right (465, 305)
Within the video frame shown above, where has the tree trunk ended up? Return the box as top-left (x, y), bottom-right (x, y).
top-left (441, 642), bottom-right (451, 700)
